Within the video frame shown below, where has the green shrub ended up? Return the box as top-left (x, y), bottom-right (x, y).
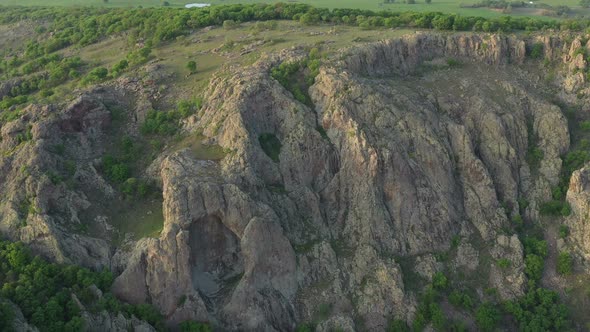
top-left (187, 60), bottom-right (197, 74)
top-left (0, 301), bottom-right (14, 331)
top-left (432, 272), bottom-right (448, 290)
top-left (526, 147), bottom-right (544, 169)
top-left (580, 120), bottom-right (590, 131)
top-left (179, 320), bottom-right (212, 332)
top-left (102, 155), bottom-right (130, 183)
top-left (121, 178), bottom-right (152, 198)
top-left (518, 197), bottom-right (529, 212)
top-left (449, 291), bottom-right (473, 310)
top-left (561, 203), bottom-right (571, 216)
top-left (552, 187), bottom-right (564, 200)
top-left (46, 170), bottom-right (64, 184)
top-left (141, 109), bottom-right (180, 136)
top-left (475, 303), bottom-right (500, 332)
top-left (504, 287), bottom-right (571, 331)
top-left (0, 240), bottom-right (165, 332)
top-left (559, 225), bottom-right (570, 238)
top-left (111, 59), bottom-right (128, 76)
top-left (259, 133), bottom-right (282, 163)
top-left (430, 303), bottom-right (446, 330)
top-left (177, 98), bottom-right (202, 117)
top-left (539, 200), bottom-right (570, 216)
top-left (512, 214), bottom-right (524, 230)
top-left (446, 58), bottom-right (461, 67)
top-left (529, 43), bottom-right (544, 59)
top-left (563, 150), bottom-right (590, 176)
top-left (557, 252), bottom-right (573, 275)
top-left (525, 254), bottom-right (544, 282)
top-left (81, 67), bottom-right (108, 85)
top-left (387, 319), bottom-right (410, 332)
top-left (497, 258), bottom-right (511, 269)
top-left (126, 47), bottom-right (152, 65)
top-left (523, 236), bottom-right (548, 258)
top-left (270, 56), bottom-right (319, 106)
top-left (451, 235), bottom-right (461, 248)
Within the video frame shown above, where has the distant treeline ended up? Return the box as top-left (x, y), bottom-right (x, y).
top-left (0, 3), bottom-right (587, 54)
top-left (460, 0), bottom-right (571, 17)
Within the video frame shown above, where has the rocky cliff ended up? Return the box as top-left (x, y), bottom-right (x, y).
top-left (111, 33), bottom-right (574, 330)
top-left (4, 32), bottom-right (590, 330)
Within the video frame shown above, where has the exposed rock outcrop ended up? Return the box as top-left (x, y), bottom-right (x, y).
top-left (4, 31), bottom-right (589, 331)
top-left (565, 165), bottom-right (590, 265)
top-left (111, 33), bottom-right (573, 330)
top-left (0, 79), bottom-right (160, 269)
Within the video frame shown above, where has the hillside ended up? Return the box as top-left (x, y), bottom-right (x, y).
top-left (2, 4), bottom-right (590, 332)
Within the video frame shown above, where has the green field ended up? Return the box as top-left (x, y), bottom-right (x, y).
top-left (2, 0), bottom-right (590, 19)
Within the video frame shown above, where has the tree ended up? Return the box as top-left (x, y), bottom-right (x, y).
top-left (557, 252), bottom-right (573, 275)
top-left (81, 67), bottom-right (108, 85)
top-left (0, 301), bottom-right (14, 331)
top-left (425, 0), bottom-right (432, 3)
top-left (387, 319), bottom-right (409, 332)
top-left (582, 0), bottom-right (590, 8)
top-left (180, 320), bottom-right (212, 332)
top-left (187, 61), bottom-right (197, 74)
top-left (111, 59), bottom-right (128, 76)
top-left (432, 272), bottom-right (448, 290)
top-left (525, 254), bottom-right (544, 281)
top-left (475, 303), bottom-right (500, 332)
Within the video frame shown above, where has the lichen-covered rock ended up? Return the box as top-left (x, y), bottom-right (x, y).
top-left (415, 254), bottom-right (443, 281)
top-left (109, 33), bottom-right (578, 330)
top-left (4, 31), bottom-right (588, 331)
top-left (565, 164), bottom-right (590, 265)
top-left (315, 315), bottom-right (356, 332)
top-left (0, 96), bottom-right (114, 269)
top-left (81, 311), bottom-right (156, 332)
top-left (454, 243), bottom-right (479, 271)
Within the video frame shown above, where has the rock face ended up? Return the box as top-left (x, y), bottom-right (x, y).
top-left (565, 165), bottom-right (590, 264)
top-left (111, 33), bottom-right (572, 330)
top-left (81, 310), bottom-right (156, 332)
top-left (2, 32), bottom-right (587, 331)
top-left (0, 95), bottom-right (113, 269)
top-left (0, 75), bottom-right (161, 269)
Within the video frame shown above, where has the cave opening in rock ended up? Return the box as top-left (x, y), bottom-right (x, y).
top-left (189, 215), bottom-right (244, 302)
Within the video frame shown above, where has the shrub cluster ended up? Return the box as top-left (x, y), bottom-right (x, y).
top-left (0, 239), bottom-right (211, 331)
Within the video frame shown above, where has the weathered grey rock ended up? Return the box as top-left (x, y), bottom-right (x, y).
top-left (455, 243), bottom-right (479, 271)
top-left (4, 32), bottom-right (588, 331)
top-left (316, 315), bottom-right (356, 332)
top-left (81, 310), bottom-right (156, 332)
top-left (415, 254), bottom-right (443, 281)
top-left (0, 96), bottom-right (113, 269)
top-left (109, 33), bottom-right (580, 330)
top-left (565, 164), bottom-right (590, 265)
